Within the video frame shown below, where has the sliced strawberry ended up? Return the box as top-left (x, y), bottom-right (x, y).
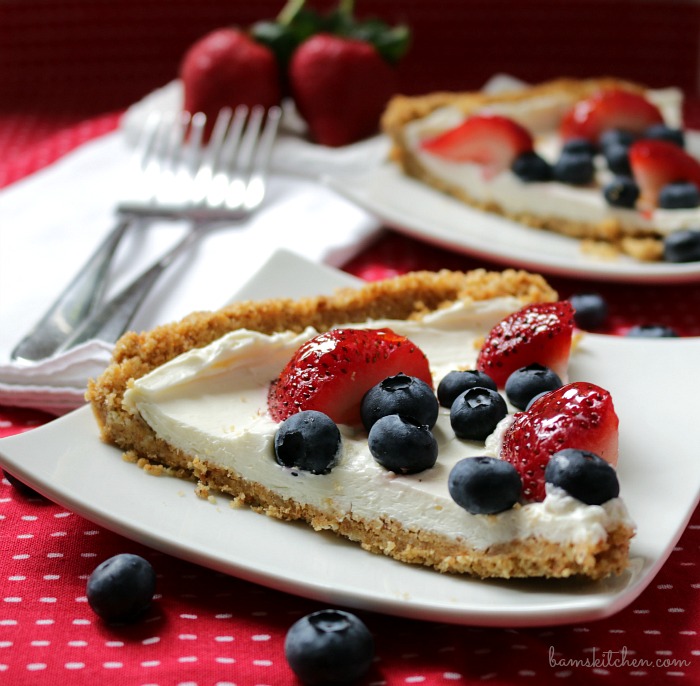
top-left (629, 139), bottom-right (700, 208)
top-left (268, 328), bottom-right (432, 426)
top-left (560, 89), bottom-right (664, 143)
top-left (420, 114), bottom-right (534, 177)
top-left (476, 302), bottom-right (575, 388)
top-left (500, 382), bottom-right (619, 502)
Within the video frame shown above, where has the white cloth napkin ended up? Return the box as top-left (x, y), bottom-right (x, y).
top-left (0, 82), bottom-right (388, 415)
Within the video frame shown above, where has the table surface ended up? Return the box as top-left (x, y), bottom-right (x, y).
top-left (1, 3), bottom-right (700, 684)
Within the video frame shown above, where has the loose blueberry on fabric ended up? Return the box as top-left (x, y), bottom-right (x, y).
top-left (625, 324), bottom-right (679, 338)
top-left (544, 448), bottom-right (619, 505)
top-left (450, 387), bottom-right (507, 441)
top-left (511, 150), bottom-right (552, 182)
top-left (437, 369), bottom-right (497, 408)
top-left (603, 177), bottom-right (639, 208)
top-left (568, 292), bottom-right (609, 329)
top-left (284, 609), bottom-right (374, 685)
top-left (86, 554), bottom-right (156, 623)
top-left (658, 181), bottom-right (700, 209)
top-left (360, 373), bottom-right (438, 431)
top-left (505, 364), bottom-right (563, 410)
top-left (448, 456), bottom-right (522, 514)
top-left (663, 229), bottom-right (700, 263)
top-left (367, 414), bottom-right (438, 474)
top-left (274, 410), bottom-right (342, 475)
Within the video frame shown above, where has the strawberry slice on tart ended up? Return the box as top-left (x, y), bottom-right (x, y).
top-left (420, 114), bottom-right (534, 177)
top-left (559, 88), bottom-right (664, 143)
top-left (476, 301), bottom-right (575, 388)
top-left (628, 139), bottom-right (700, 208)
top-left (268, 328), bottom-right (432, 426)
top-left (500, 382), bottom-right (619, 502)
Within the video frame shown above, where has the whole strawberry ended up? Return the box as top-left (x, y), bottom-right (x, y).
top-left (180, 27), bottom-right (281, 127)
top-left (289, 33), bottom-right (397, 146)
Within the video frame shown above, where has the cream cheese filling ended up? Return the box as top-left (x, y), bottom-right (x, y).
top-left (124, 298), bottom-right (633, 551)
top-left (403, 88), bottom-right (700, 236)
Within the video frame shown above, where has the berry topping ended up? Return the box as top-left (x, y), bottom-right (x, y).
top-left (448, 456), bottom-right (522, 515)
top-left (559, 89), bottom-right (664, 143)
top-left (449, 387), bottom-right (508, 441)
top-left (361, 373), bottom-right (438, 431)
top-left (421, 114), bottom-right (534, 177)
top-left (268, 328), bottom-right (432, 426)
top-left (568, 292), bottom-right (609, 329)
top-left (505, 363), bottom-right (563, 410)
top-left (603, 144), bottom-right (633, 176)
top-left (658, 181), bottom-right (700, 209)
top-left (628, 139), bottom-right (700, 208)
top-left (552, 149), bottom-right (595, 185)
top-left (437, 369), bottom-right (497, 408)
top-left (274, 410), bottom-right (342, 475)
top-left (285, 609), bottom-right (375, 686)
top-left (663, 229), bottom-right (700, 263)
top-left (603, 176), bottom-right (640, 208)
top-left (600, 129), bottom-right (637, 150)
top-left (562, 138), bottom-right (598, 156)
top-left (500, 382), bottom-right (619, 502)
top-left (476, 301), bottom-right (575, 387)
top-left (545, 448), bottom-right (620, 505)
top-left (625, 324), bottom-right (679, 338)
top-left (643, 123), bottom-right (685, 148)
top-left (511, 150), bottom-right (553, 182)
top-left (86, 554), bottom-right (156, 624)
top-left (367, 414), bottom-right (438, 474)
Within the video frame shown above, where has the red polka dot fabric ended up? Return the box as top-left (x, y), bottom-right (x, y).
top-left (1, 1), bottom-right (700, 683)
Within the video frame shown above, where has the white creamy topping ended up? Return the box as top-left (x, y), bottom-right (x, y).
top-left (404, 88), bottom-right (700, 236)
top-left (124, 298), bottom-right (633, 551)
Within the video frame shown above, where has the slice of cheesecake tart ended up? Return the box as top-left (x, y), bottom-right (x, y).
top-left (87, 269), bottom-right (634, 580)
top-left (381, 77), bottom-right (699, 261)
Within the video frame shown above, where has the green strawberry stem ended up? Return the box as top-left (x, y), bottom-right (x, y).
top-left (277, 0), bottom-right (308, 26)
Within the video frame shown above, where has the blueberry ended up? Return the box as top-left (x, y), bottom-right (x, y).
top-left (86, 554), bottom-right (156, 623)
top-left (274, 411), bottom-right (342, 475)
top-left (625, 324), bottom-right (679, 338)
top-left (361, 373), bottom-right (438, 431)
top-left (553, 151), bottom-right (595, 185)
top-left (505, 364), bottom-right (563, 410)
top-left (568, 292), bottom-right (609, 329)
top-left (285, 609), bottom-right (374, 686)
top-left (643, 123), bottom-right (685, 148)
top-left (368, 415), bottom-right (438, 474)
top-left (526, 391), bottom-right (551, 410)
top-left (603, 143), bottom-right (632, 175)
top-left (544, 448), bottom-right (619, 505)
top-left (562, 138), bottom-right (598, 155)
top-left (603, 176), bottom-right (639, 208)
top-left (437, 369), bottom-right (497, 408)
top-left (448, 456), bottom-right (522, 514)
top-left (663, 229), bottom-right (700, 263)
top-left (3, 470), bottom-right (43, 498)
top-left (658, 181), bottom-right (700, 209)
top-left (450, 387), bottom-right (507, 441)
top-left (511, 150), bottom-right (553, 182)
top-left (600, 129), bottom-right (636, 150)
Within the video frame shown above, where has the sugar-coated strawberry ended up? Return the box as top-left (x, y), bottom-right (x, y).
top-left (628, 139), bottom-right (700, 208)
top-left (560, 89), bottom-right (664, 143)
top-left (289, 33), bottom-right (398, 147)
top-left (268, 328), bottom-right (432, 426)
top-left (500, 382), bottom-right (619, 502)
top-left (420, 115), bottom-right (534, 177)
top-left (180, 28), bottom-right (281, 131)
top-left (476, 302), bottom-right (575, 388)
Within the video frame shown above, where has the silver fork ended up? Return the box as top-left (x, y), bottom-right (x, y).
top-left (51, 105), bottom-right (281, 353)
top-left (11, 110), bottom-right (200, 363)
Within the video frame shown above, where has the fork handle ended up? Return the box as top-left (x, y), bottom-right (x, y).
top-left (54, 228), bottom-right (201, 351)
top-left (11, 218), bottom-right (133, 362)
